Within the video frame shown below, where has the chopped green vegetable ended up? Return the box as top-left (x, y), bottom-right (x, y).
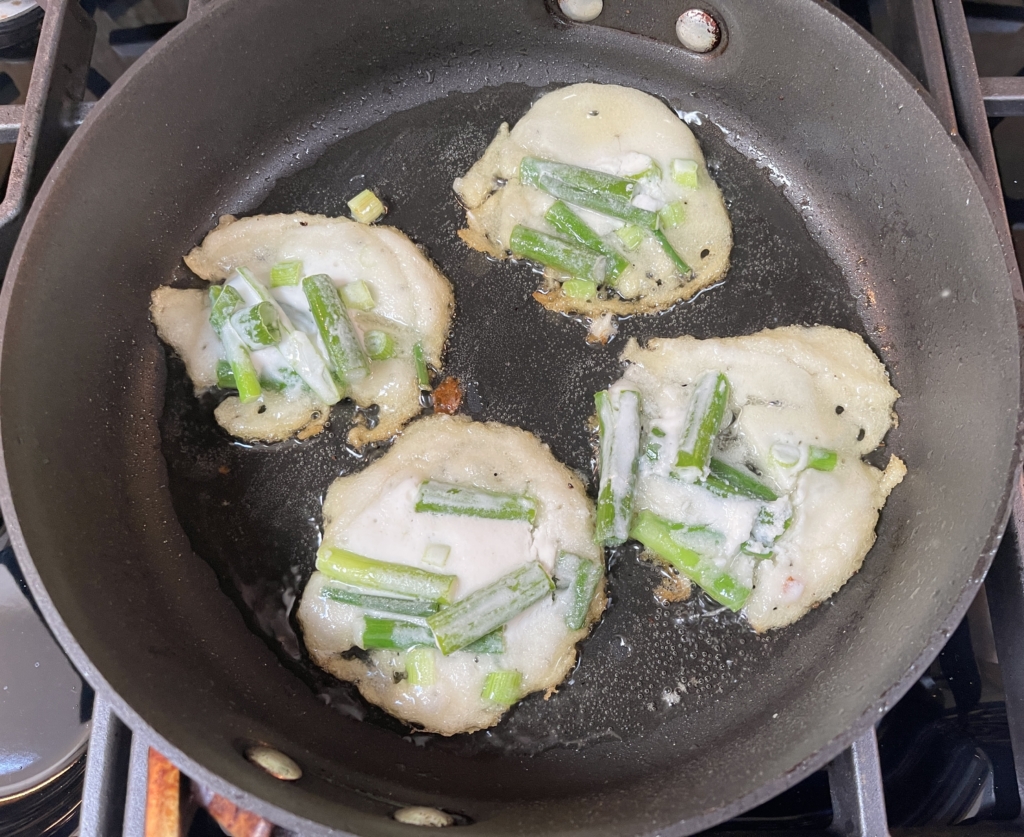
top-left (702, 458), bottom-right (778, 502)
top-left (348, 189), bottom-right (386, 224)
top-left (544, 200), bottom-right (630, 282)
top-left (340, 280), bottom-right (375, 311)
top-left (209, 284), bottom-right (244, 332)
top-left (615, 224), bottom-right (646, 251)
top-left (481, 670), bottom-right (522, 706)
top-left (623, 158), bottom-right (662, 183)
top-left (364, 330), bottom-right (396, 361)
top-left (427, 562), bottom-right (553, 655)
top-left (562, 278), bottom-right (598, 300)
top-left (769, 443), bottom-right (802, 468)
top-left (316, 547), bottom-right (457, 603)
top-left (215, 359), bottom-right (236, 390)
top-left (465, 628), bottom-right (505, 655)
top-left (555, 552), bottom-right (602, 631)
top-left (675, 372), bottom-right (730, 476)
top-left (320, 584), bottom-right (440, 618)
top-left (422, 543), bottom-right (450, 568)
top-left (208, 285), bottom-right (260, 402)
top-left (361, 617), bottom-right (434, 650)
top-left (302, 273), bottom-right (369, 387)
top-left (659, 200), bottom-right (687, 229)
top-left (415, 480), bottom-right (537, 525)
top-left (412, 343), bottom-right (431, 389)
top-left (653, 229), bottom-right (691, 275)
top-left (808, 446), bottom-right (838, 472)
top-left (509, 225), bottom-right (608, 284)
top-left (630, 510), bottom-right (751, 610)
top-left (670, 158), bottom-right (699, 188)
top-left (230, 302), bottom-right (282, 349)
top-left (519, 157), bottom-right (658, 229)
top-left (270, 260), bottom-right (303, 287)
top-left (595, 389), bottom-right (642, 546)
top-left (406, 647), bottom-right (436, 686)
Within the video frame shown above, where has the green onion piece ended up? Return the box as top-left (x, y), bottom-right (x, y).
top-left (209, 284), bottom-right (244, 333)
top-left (615, 224), bottom-right (646, 251)
top-left (769, 443), bottom-right (802, 468)
top-left (340, 280), bottom-right (376, 311)
top-left (659, 200), bottom-right (687, 229)
top-left (702, 458), bottom-right (778, 502)
top-left (519, 157), bottom-right (658, 229)
top-left (230, 301), bottom-right (282, 349)
top-left (220, 325), bottom-right (262, 403)
top-left (364, 330), bottom-right (396, 361)
top-left (320, 584), bottom-right (440, 618)
top-left (302, 273), bottom-right (370, 387)
top-left (509, 225), bottom-right (607, 284)
top-left (623, 158), bottom-right (662, 183)
top-left (412, 343), bottom-right (431, 389)
top-left (406, 648), bottom-right (436, 686)
top-left (562, 278), bottom-right (597, 300)
top-left (361, 617), bottom-right (434, 650)
top-left (422, 543), bottom-right (450, 568)
top-left (348, 189), bottom-right (386, 224)
top-left (270, 260), bottom-right (303, 287)
top-left (415, 480), bottom-right (537, 525)
top-left (630, 510), bottom-right (751, 611)
top-left (427, 562), bottom-right (553, 655)
top-left (808, 446), bottom-right (838, 472)
top-left (675, 372), bottom-right (730, 476)
top-left (558, 553), bottom-right (602, 631)
top-left (544, 201), bottom-right (630, 282)
top-left (465, 627), bottom-right (505, 655)
top-left (481, 670), bottom-right (522, 706)
top-left (654, 229), bottom-right (692, 275)
top-left (670, 158), bottom-right (699, 188)
top-left (316, 546), bottom-right (458, 603)
top-left (215, 359), bottom-right (236, 390)
top-left (554, 552), bottom-right (581, 590)
top-left (595, 389), bottom-right (642, 546)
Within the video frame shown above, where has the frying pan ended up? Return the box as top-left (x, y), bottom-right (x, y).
top-left (0, 0), bottom-right (1020, 834)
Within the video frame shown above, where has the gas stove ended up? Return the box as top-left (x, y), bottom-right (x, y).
top-left (2, 1), bottom-right (1024, 835)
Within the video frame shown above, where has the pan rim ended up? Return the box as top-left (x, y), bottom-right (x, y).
top-left (0, 0), bottom-right (1020, 834)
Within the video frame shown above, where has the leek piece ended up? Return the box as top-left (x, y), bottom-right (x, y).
top-left (481, 670), bottom-right (522, 706)
top-left (316, 546), bottom-right (457, 603)
top-left (415, 480), bottom-right (537, 525)
top-left (348, 189), bottom-right (386, 224)
top-left (427, 562), bottom-right (553, 655)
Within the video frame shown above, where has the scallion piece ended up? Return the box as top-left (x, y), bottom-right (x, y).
top-left (361, 617), bottom-right (434, 650)
top-left (769, 443), bottom-right (802, 468)
top-left (555, 552), bottom-right (602, 631)
top-left (595, 388), bottom-right (642, 546)
top-left (519, 157), bottom-right (659, 229)
top-left (615, 224), bottom-right (646, 251)
top-left (208, 285), bottom-right (260, 403)
top-left (422, 543), bottom-right (450, 568)
top-left (509, 225), bottom-right (607, 284)
top-left (406, 647), bottom-right (436, 686)
top-left (320, 584), bottom-right (440, 618)
top-left (427, 562), bottom-right (553, 655)
top-left (209, 284), bottom-right (244, 332)
top-left (624, 158), bottom-right (662, 183)
top-left (412, 343), bottom-right (431, 389)
top-left (630, 510), bottom-right (751, 611)
top-left (670, 158), bottom-right (699, 188)
top-left (415, 480), bottom-right (537, 525)
top-left (659, 200), bottom-right (686, 229)
top-left (364, 330), bottom-right (396, 361)
top-left (544, 201), bottom-right (630, 282)
top-left (230, 301), bottom-right (282, 349)
top-left (270, 260), bottom-right (303, 287)
top-left (562, 278), bottom-right (597, 300)
top-left (465, 628), bottom-right (505, 655)
top-left (348, 189), bottom-right (386, 224)
top-left (702, 458), bottom-right (778, 502)
top-left (340, 280), bottom-right (376, 311)
top-left (481, 670), bottom-right (522, 706)
top-left (675, 371), bottom-right (729, 476)
top-left (808, 446), bottom-right (838, 472)
top-left (215, 359), bottom-right (236, 390)
top-left (653, 229), bottom-right (692, 275)
top-left (302, 273), bottom-right (369, 387)
top-left (316, 547), bottom-right (457, 603)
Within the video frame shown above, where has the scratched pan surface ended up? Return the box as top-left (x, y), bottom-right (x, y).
top-left (0, 0), bottom-right (1019, 835)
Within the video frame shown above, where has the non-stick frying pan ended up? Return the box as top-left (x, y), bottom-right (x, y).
top-left (0, 0), bottom-right (1020, 834)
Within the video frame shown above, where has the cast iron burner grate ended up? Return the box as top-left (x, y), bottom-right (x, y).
top-left (3, 0), bottom-right (1024, 835)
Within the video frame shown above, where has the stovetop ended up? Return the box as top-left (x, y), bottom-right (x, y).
top-left (3, 1), bottom-right (1024, 835)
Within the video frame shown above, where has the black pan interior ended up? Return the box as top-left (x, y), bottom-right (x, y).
top-left (1, 1), bottom-right (1019, 835)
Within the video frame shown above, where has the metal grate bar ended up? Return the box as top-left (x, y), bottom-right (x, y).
top-left (122, 730), bottom-right (150, 837)
top-left (79, 697), bottom-right (132, 837)
top-left (981, 76), bottom-right (1024, 117)
top-left (827, 728), bottom-right (890, 837)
